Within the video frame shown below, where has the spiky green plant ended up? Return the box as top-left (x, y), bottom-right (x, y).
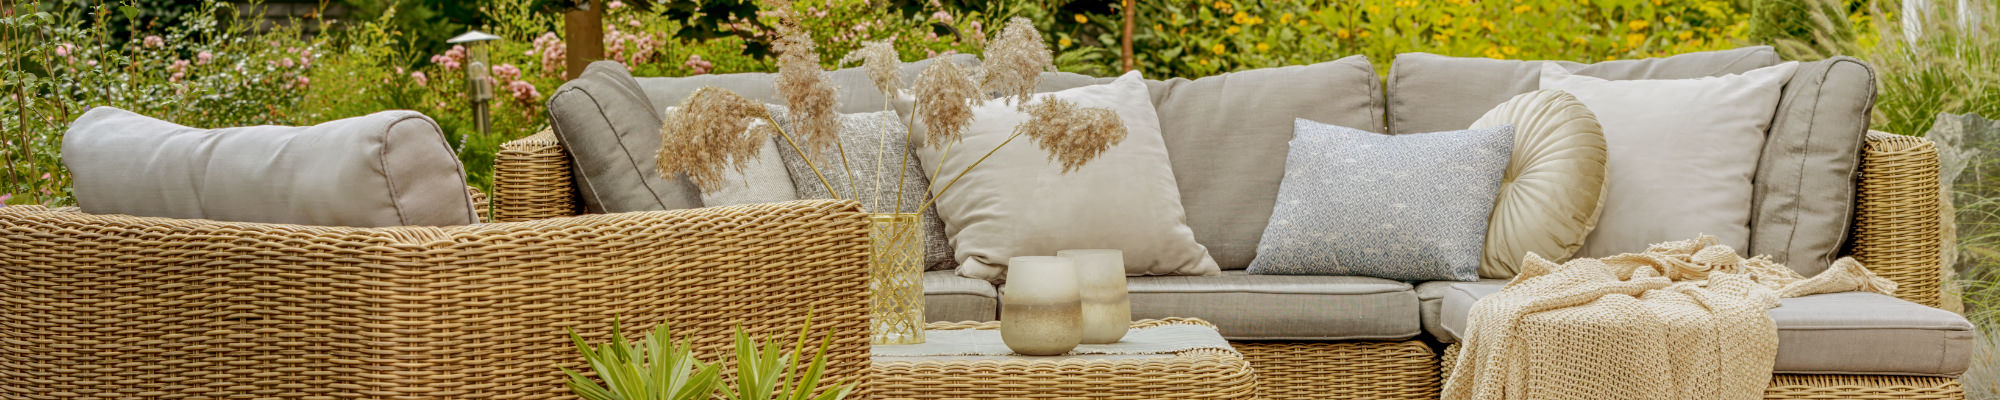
top-left (563, 319), bottom-right (723, 400)
top-left (563, 314), bottom-right (852, 400)
top-left (720, 316), bottom-right (853, 400)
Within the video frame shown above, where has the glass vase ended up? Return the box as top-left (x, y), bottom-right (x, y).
top-left (871, 213), bottom-right (926, 345)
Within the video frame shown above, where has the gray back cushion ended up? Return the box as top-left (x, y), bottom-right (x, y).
top-left (546, 61), bottom-right (704, 214)
top-left (64, 107), bottom-right (478, 227)
top-left (1387, 47), bottom-right (1875, 275)
top-left (634, 54), bottom-right (980, 114)
top-left (1040, 55), bottom-right (1386, 269)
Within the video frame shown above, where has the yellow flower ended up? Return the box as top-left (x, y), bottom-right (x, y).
top-left (1296, 19), bottom-right (1308, 27)
top-left (1665, 16), bottom-right (1680, 25)
top-left (1075, 14), bottom-right (1089, 24)
top-left (1502, 45), bottom-right (1519, 55)
top-left (1366, 5), bottom-right (1380, 14)
top-left (1059, 37), bottom-right (1073, 47)
top-left (1484, 47), bottom-right (1504, 59)
top-left (1335, 28), bottom-right (1351, 39)
top-left (1677, 31), bottom-right (1695, 41)
top-left (1358, 30), bottom-right (1371, 38)
top-left (1154, 24), bottom-right (1164, 32)
top-left (1440, 15), bottom-right (1455, 25)
top-left (1512, 4), bottom-right (1532, 13)
top-left (1280, 12), bottom-right (1294, 24)
top-left (1628, 20), bottom-right (1650, 31)
top-left (1233, 12), bottom-right (1250, 25)
top-left (1625, 33), bottom-right (1646, 48)
top-left (1226, 26), bottom-right (1242, 34)
top-left (1211, 43), bottom-right (1227, 54)
top-left (1433, 33), bottom-right (1449, 43)
top-left (1255, 42), bottom-right (1270, 52)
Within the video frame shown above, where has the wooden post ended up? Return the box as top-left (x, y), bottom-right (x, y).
top-left (1121, 0), bottom-right (1135, 72)
top-left (563, 0), bottom-right (605, 80)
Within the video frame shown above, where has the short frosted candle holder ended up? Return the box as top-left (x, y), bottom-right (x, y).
top-left (1000, 256), bottom-right (1083, 356)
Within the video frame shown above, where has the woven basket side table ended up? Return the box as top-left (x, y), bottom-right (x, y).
top-left (869, 318), bottom-right (1257, 400)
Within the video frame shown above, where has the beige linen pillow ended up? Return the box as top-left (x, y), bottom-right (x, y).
top-left (1467, 91), bottom-right (1608, 278)
top-left (1540, 62), bottom-right (1799, 257)
top-left (915, 71), bottom-right (1221, 282)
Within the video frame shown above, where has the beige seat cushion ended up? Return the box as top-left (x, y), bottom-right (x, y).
top-left (923, 270), bottom-right (997, 322)
top-left (914, 72), bottom-right (1220, 282)
top-left (1467, 91), bottom-right (1608, 278)
top-left (1435, 282), bottom-right (1975, 376)
top-left (63, 107), bottom-right (478, 227)
top-left (1416, 279), bottom-right (1505, 345)
top-left (1124, 271), bottom-right (1420, 340)
top-left (1035, 56), bottom-right (1386, 270)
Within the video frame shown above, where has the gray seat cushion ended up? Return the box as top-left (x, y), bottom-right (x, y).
top-left (1124, 270), bottom-right (1419, 340)
top-left (1417, 279), bottom-right (1506, 344)
top-left (1435, 282), bottom-right (1974, 376)
top-left (923, 270), bottom-right (997, 322)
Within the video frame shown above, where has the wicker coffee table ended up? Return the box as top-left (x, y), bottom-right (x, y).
top-left (868, 318), bottom-right (1256, 399)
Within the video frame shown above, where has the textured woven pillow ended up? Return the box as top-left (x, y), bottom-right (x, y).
top-left (1246, 120), bottom-right (1513, 282)
top-left (63, 107), bottom-right (479, 227)
top-left (1467, 91), bottom-right (1609, 279)
top-left (768, 107), bottom-right (952, 270)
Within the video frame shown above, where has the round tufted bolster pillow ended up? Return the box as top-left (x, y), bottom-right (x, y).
top-left (1469, 90), bottom-right (1609, 278)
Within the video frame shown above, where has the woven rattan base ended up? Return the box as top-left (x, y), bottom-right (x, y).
top-left (869, 318), bottom-right (1255, 399)
top-left (1234, 340), bottom-right (1440, 400)
top-left (1443, 344), bottom-right (1965, 400)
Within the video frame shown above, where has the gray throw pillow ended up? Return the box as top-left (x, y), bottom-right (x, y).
top-left (767, 106), bottom-right (953, 270)
top-left (546, 61), bottom-right (704, 214)
top-left (63, 107), bottom-right (479, 227)
top-left (1246, 120), bottom-right (1514, 282)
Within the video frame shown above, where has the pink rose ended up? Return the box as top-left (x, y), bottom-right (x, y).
top-left (931, 10), bottom-right (953, 24)
top-left (143, 35), bottom-right (163, 48)
top-left (411, 71), bottom-right (428, 86)
top-left (196, 51), bottom-right (213, 64)
top-left (54, 43), bottom-right (73, 57)
top-left (297, 76), bottom-right (310, 87)
top-left (279, 58), bottom-right (295, 68)
top-left (607, 0), bottom-right (624, 8)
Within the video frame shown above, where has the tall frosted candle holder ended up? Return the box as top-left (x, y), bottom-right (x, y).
top-left (1059, 249), bottom-right (1130, 344)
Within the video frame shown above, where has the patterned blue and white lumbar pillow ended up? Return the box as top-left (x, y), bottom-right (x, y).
top-left (1245, 119), bottom-right (1514, 282)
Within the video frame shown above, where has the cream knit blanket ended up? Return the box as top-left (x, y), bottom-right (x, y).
top-left (1442, 235), bottom-right (1898, 400)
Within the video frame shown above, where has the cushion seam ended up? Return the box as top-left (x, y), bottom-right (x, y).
top-left (384, 113), bottom-right (465, 225)
top-left (1830, 57), bottom-right (1876, 257)
top-left (1779, 61), bottom-right (1837, 265)
top-left (548, 86), bottom-right (619, 211)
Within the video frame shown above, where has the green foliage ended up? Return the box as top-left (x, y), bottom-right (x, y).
top-left (1864, 0), bottom-right (2000, 137)
top-left (1747, 0), bottom-right (1865, 60)
top-left (563, 316), bottom-right (851, 400)
top-left (563, 319), bottom-right (723, 400)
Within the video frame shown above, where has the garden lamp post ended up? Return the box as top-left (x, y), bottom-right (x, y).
top-left (447, 31), bottom-right (502, 137)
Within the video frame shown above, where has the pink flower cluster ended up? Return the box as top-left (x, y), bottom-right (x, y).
top-left (142, 35), bottom-right (164, 48)
top-left (531, 32), bottom-right (566, 77)
top-left (605, 28), bottom-right (663, 66)
top-left (169, 59), bottom-right (191, 82)
top-left (491, 63), bottom-right (522, 83)
top-left (506, 80), bottom-right (540, 105)
top-left (431, 45), bottom-right (467, 71)
top-left (684, 55), bottom-right (713, 75)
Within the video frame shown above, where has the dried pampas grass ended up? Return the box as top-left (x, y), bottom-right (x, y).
top-left (1017, 98), bottom-right (1128, 173)
top-left (656, 87), bottom-right (778, 190)
top-left (839, 40), bottom-right (902, 98)
top-left (980, 17), bottom-right (1053, 105)
top-left (772, 16), bottom-right (840, 160)
top-left (913, 60), bottom-right (983, 148)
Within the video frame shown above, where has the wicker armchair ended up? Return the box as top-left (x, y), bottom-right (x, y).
top-left (0, 199), bottom-right (871, 400)
top-left (492, 131), bottom-right (1958, 399)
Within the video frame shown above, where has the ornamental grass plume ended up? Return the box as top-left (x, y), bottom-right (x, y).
top-left (838, 40), bottom-right (902, 98)
top-left (1018, 98), bottom-right (1128, 173)
top-left (656, 87), bottom-right (781, 191)
top-left (980, 17), bottom-right (1054, 104)
top-left (771, 12), bottom-right (841, 161)
top-left (912, 60), bottom-right (982, 148)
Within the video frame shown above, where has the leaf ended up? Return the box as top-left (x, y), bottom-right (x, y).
top-left (119, 5), bottom-right (140, 21)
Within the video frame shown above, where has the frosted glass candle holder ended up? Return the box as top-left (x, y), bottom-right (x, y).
top-left (1000, 256), bottom-right (1082, 356)
top-left (1059, 249), bottom-right (1130, 344)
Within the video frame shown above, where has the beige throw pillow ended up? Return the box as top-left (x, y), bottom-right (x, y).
top-left (916, 71), bottom-right (1220, 282)
top-left (1540, 62), bottom-right (1799, 257)
top-left (1467, 91), bottom-right (1608, 278)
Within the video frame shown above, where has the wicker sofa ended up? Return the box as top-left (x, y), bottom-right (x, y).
top-left (493, 48), bottom-right (1970, 399)
top-left (0, 199), bottom-right (872, 400)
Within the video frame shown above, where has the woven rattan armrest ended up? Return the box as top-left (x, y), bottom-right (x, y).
top-left (0, 199), bottom-right (870, 399)
top-left (494, 130), bottom-right (579, 221)
top-left (1848, 131), bottom-right (1945, 307)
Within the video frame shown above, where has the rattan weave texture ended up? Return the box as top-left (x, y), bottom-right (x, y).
top-left (0, 200), bottom-right (870, 400)
top-left (1444, 344), bottom-right (1966, 400)
top-left (1850, 131), bottom-right (1944, 307)
top-left (1234, 340), bottom-right (1440, 400)
top-left (870, 318), bottom-right (1255, 400)
top-left (495, 130), bottom-right (579, 222)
